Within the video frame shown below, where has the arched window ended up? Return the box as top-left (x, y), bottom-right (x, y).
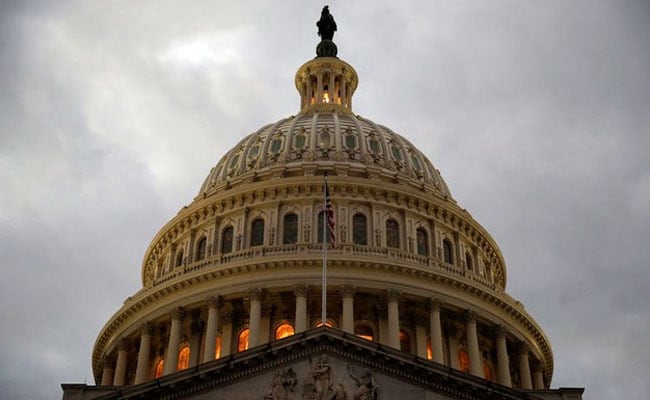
top-left (215, 336), bottom-right (222, 359)
top-left (416, 228), bottom-right (428, 256)
top-left (175, 249), bottom-right (184, 267)
top-left (443, 238), bottom-right (454, 264)
top-left (237, 328), bottom-right (250, 352)
top-left (283, 213), bottom-right (298, 244)
top-left (386, 219), bottom-right (400, 248)
top-left (196, 236), bottom-right (207, 261)
top-left (426, 337), bottom-right (433, 360)
top-left (177, 345), bottom-right (190, 371)
top-left (275, 323), bottom-right (295, 339)
top-left (352, 213), bottom-right (367, 245)
top-left (250, 218), bottom-right (265, 246)
top-left (317, 211), bottom-right (332, 244)
top-left (465, 251), bottom-right (473, 271)
top-left (399, 330), bottom-right (411, 352)
top-left (315, 318), bottom-right (336, 328)
top-left (458, 348), bottom-right (470, 373)
top-left (221, 226), bottom-right (233, 254)
top-left (153, 359), bottom-right (164, 378)
top-left (355, 325), bottom-right (374, 341)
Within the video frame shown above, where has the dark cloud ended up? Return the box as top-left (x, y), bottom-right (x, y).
top-left (1, 2), bottom-right (648, 399)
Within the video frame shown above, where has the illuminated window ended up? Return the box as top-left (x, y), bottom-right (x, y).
top-left (466, 252), bottom-right (473, 271)
top-left (275, 323), bottom-right (295, 339)
top-left (177, 345), bottom-right (190, 371)
top-left (483, 359), bottom-right (493, 381)
top-left (416, 228), bottom-right (428, 256)
top-left (283, 214), bottom-right (298, 244)
top-left (175, 249), bottom-right (184, 267)
top-left (315, 319), bottom-right (336, 328)
top-left (458, 348), bottom-right (470, 373)
top-left (352, 214), bottom-right (367, 245)
top-left (426, 338), bottom-right (433, 360)
top-left (443, 238), bottom-right (454, 264)
top-left (238, 328), bottom-right (250, 352)
top-left (196, 236), bottom-right (207, 261)
top-left (250, 218), bottom-right (264, 246)
top-left (221, 226), bottom-right (233, 254)
top-left (215, 336), bottom-right (222, 359)
top-left (153, 359), bottom-right (164, 378)
top-left (386, 219), bottom-right (399, 248)
top-left (399, 330), bottom-right (411, 352)
top-left (355, 325), bottom-right (374, 341)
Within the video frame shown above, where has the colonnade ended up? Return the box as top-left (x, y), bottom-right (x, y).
top-left (99, 286), bottom-right (545, 390)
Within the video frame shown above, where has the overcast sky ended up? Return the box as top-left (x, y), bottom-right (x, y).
top-left (1, 1), bottom-right (649, 399)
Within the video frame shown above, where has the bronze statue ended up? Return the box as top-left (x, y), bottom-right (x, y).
top-left (317, 6), bottom-right (337, 41)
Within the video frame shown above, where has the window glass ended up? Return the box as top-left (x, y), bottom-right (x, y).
top-left (196, 237), bottom-right (207, 261)
top-left (275, 323), bottom-right (295, 339)
top-left (355, 325), bottom-right (374, 341)
top-left (215, 336), bottom-right (222, 359)
top-left (352, 214), bottom-right (367, 245)
top-left (175, 249), bottom-right (184, 267)
top-left (283, 214), bottom-right (298, 244)
top-left (399, 330), bottom-right (411, 352)
top-left (251, 218), bottom-right (265, 246)
top-left (443, 239), bottom-right (454, 264)
top-left (416, 229), bottom-right (428, 256)
top-left (221, 227), bottom-right (234, 254)
top-left (386, 219), bottom-right (399, 248)
top-left (238, 329), bottom-right (249, 352)
top-left (317, 211), bottom-right (332, 244)
top-left (153, 359), bottom-right (164, 378)
top-left (177, 346), bottom-right (190, 371)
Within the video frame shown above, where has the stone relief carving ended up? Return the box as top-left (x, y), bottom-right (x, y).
top-left (265, 368), bottom-right (298, 400)
top-left (263, 355), bottom-right (379, 400)
top-left (347, 365), bottom-right (378, 400)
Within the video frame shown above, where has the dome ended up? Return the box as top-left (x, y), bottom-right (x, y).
top-left (91, 13), bottom-right (554, 395)
top-left (197, 112), bottom-right (452, 200)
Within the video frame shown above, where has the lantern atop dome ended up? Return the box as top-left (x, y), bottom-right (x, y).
top-left (295, 7), bottom-right (358, 113)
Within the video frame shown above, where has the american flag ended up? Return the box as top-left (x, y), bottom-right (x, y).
top-left (325, 182), bottom-right (336, 247)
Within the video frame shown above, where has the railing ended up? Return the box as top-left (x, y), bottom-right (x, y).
top-left (150, 243), bottom-right (498, 291)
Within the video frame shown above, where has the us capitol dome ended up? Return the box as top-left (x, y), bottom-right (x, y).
top-left (63, 8), bottom-right (584, 400)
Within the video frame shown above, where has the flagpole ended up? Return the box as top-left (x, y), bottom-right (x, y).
top-left (321, 174), bottom-right (327, 326)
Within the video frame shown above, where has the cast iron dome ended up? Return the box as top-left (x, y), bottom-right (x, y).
top-left (89, 9), bottom-right (559, 395)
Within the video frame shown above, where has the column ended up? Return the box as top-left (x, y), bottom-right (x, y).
top-left (134, 322), bottom-right (153, 384)
top-left (294, 285), bottom-right (309, 333)
top-left (518, 345), bottom-right (533, 389)
top-left (100, 356), bottom-right (115, 386)
top-left (386, 290), bottom-right (401, 349)
top-left (340, 286), bottom-right (355, 334)
top-left (112, 338), bottom-right (129, 386)
top-left (163, 307), bottom-right (185, 375)
top-left (340, 75), bottom-right (347, 107)
top-left (316, 75), bottom-right (323, 104)
top-left (202, 295), bottom-right (223, 363)
top-left (426, 298), bottom-right (445, 365)
top-left (495, 326), bottom-right (512, 387)
top-left (532, 366), bottom-right (545, 389)
top-left (414, 313), bottom-right (428, 358)
top-left (466, 311), bottom-right (482, 377)
top-left (189, 313), bottom-right (202, 367)
top-left (220, 305), bottom-right (233, 357)
top-left (329, 73), bottom-right (335, 103)
top-left (447, 327), bottom-right (459, 369)
top-left (260, 304), bottom-right (272, 344)
top-left (306, 76), bottom-right (312, 107)
top-left (248, 287), bottom-right (264, 348)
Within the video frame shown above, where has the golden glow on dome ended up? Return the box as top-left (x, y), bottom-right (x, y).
top-left (237, 329), bottom-right (249, 352)
top-left (177, 345), bottom-right (190, 371)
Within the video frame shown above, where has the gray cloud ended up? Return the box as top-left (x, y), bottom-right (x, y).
top-left (1, 1), bottom-right (648, 399)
